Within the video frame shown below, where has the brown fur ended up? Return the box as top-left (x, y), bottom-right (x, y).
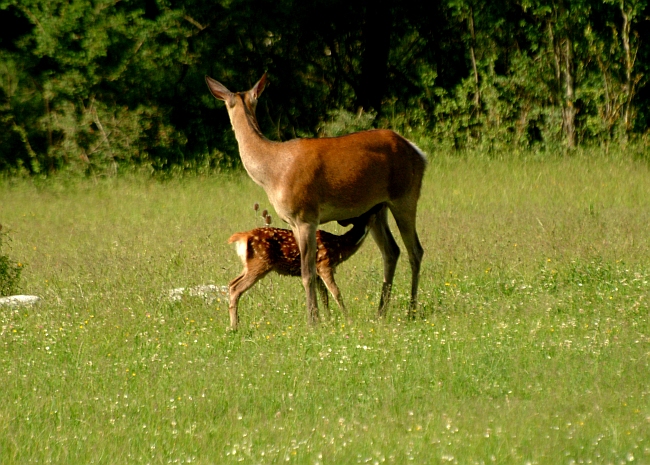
top-left (206, 74), bottom-right (426, 323)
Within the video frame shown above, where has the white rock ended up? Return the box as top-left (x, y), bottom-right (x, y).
top-left (168, 287), bottom-right (186, 302)
top-left (168, 285), bottom-right (228, 304)
top-left (0, 295), bottom-right (42, 307)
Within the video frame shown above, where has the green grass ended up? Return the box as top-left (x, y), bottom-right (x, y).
top-left (0, 156), bottom-right (648, 464)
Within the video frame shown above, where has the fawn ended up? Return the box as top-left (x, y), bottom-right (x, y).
top-left (226, 204), bottom-right (383, 329)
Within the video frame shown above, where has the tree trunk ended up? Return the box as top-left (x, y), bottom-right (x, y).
top-left (620, 1), bottom-right (637, 132)
top-left (562, 37), bottom-right (576, 148)
top-left (547, 20), bottom-right (575, 148)
top-left (468, 6), bottom-right (480, 110)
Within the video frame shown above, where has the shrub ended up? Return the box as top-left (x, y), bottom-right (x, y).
top-left (0, 224), bottom-right (23, 296)
top-left (318, 109), bottom-right (377, 137)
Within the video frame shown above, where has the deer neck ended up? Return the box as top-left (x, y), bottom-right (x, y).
top-left (229, 100), bottom-right (278, 189)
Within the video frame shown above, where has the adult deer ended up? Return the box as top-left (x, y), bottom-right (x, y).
top-left (206, 73), bottom-right (427, 323)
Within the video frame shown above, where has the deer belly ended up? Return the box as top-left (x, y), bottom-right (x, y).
top-left (318, 202), bottom-right (382, 224)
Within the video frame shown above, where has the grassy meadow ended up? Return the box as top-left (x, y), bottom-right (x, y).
top-left (0, 155), bottom-right (649, 464)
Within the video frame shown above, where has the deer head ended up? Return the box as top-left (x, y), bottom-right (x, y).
top-left (205, 74), bottom-right (268, 130)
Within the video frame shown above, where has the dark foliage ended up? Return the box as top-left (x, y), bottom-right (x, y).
top-left (0, 0), bottom-right (648, 174)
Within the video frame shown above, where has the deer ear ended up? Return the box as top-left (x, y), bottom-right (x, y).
top-left (251, 73), bottom-right (268, 100)
top-left (205, 76), bottom-right (233, 101)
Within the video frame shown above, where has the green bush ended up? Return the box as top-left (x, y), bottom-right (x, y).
top-left (0, 224), bottom-right (22, 296)
top-left (318, 108), bottom-right (377, 137)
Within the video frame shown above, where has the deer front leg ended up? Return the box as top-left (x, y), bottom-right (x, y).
top-left (294, 222), bottom-right (319, 324)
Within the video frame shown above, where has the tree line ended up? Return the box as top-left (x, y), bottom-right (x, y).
top-left (0, 0), bottom-right (648, 174)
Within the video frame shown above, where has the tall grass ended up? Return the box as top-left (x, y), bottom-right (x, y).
top-left (0, 155), bottom-right (648, 464)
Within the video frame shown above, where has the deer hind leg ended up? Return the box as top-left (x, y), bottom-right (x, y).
top-left (317, 266), bottom-right (348, 321)
top-left (228, 270), bottom-right (268, 330)
top-left (316, 277), bottom-right (331, 320)
top-left (370, 205), bottom-right (400, 317)
top-left (389, 201), bottom-right (424, 318)
top-left (293, 221), bottom-right (320, 324)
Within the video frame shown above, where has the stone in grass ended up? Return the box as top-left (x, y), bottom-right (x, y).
top-left (0, 295), bottom-right (41, 307)
top-left (168, 284), bottom-right (228, 305)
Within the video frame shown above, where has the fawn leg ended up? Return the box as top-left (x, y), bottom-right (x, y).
top-left (318, 267), bottom-right (349, 321)
top-left (316, 277), bottom-right (331, 320)
top-left (228, 271), bottom-right (267, 330)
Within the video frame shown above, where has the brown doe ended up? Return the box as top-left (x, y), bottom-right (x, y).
top-left (227, 205), bottom-right (381, 329)
top-left (206, 73), bottom-right (427, 323)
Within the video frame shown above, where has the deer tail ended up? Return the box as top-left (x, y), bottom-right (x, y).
top-left (228, 232), bottom-right (249, 244)
top-left (228, 232), bottom-right (253, 264)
